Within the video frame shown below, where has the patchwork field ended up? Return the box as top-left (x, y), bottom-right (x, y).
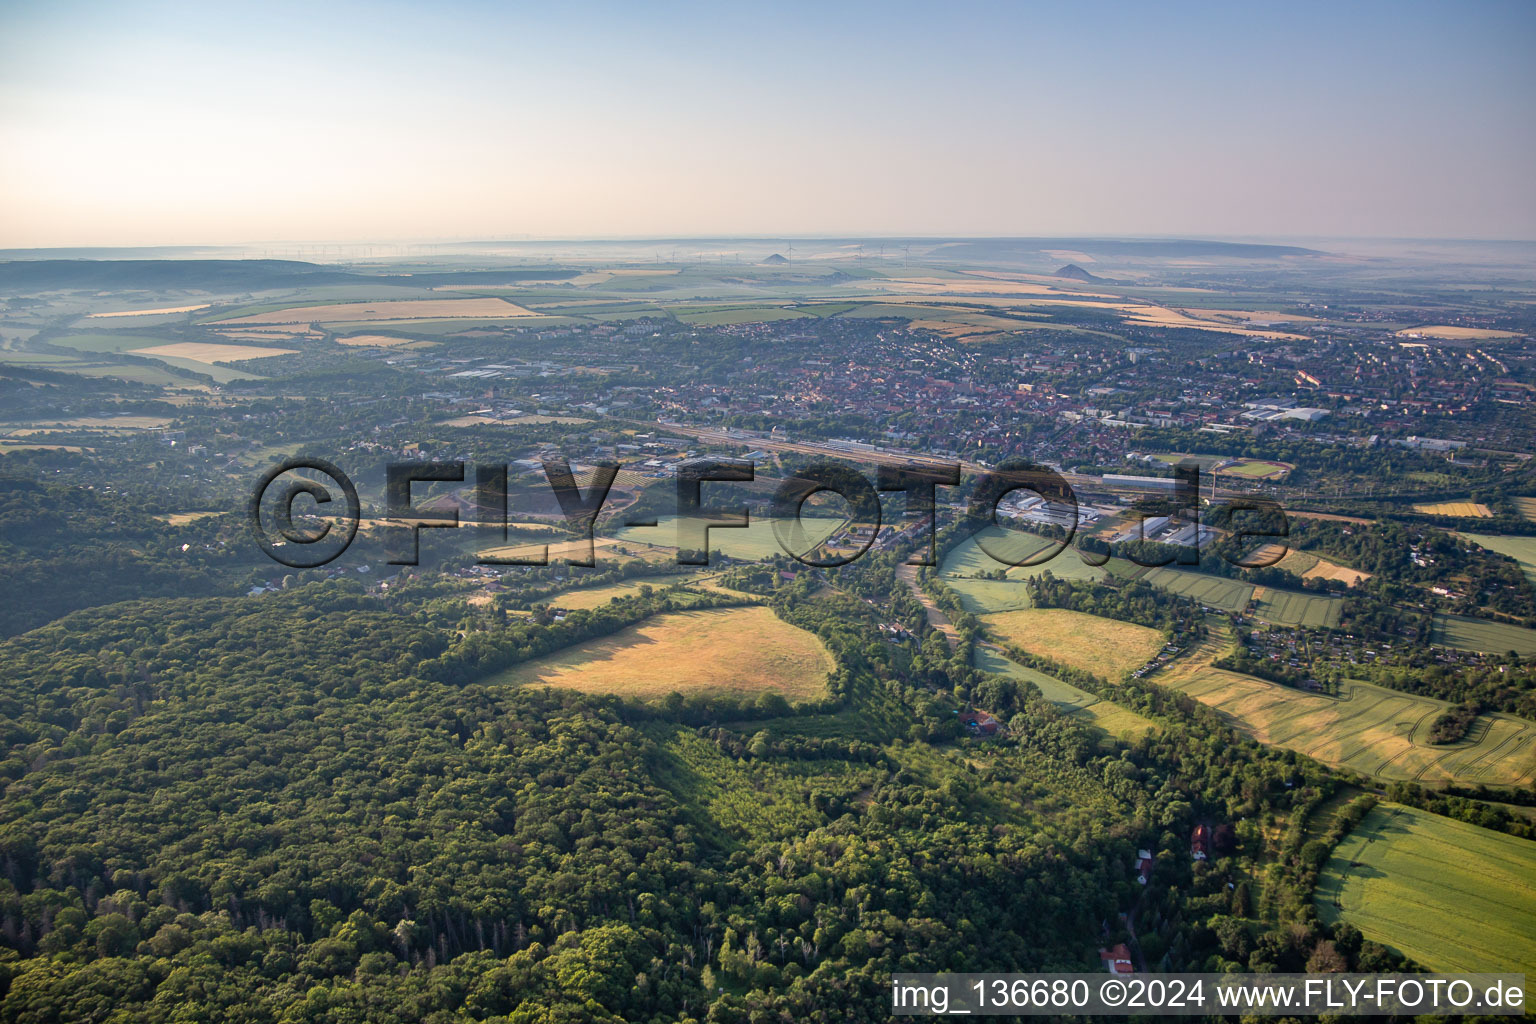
top-left (1141, 567), bottom-right (1254, 611)
top-left (1431, 614), bottom-right (1536, 656)
top-left (981, 608), bottom-right (1165, 680)
top-left (606, 515), bottom-right (843, 562)
top-left (1462, 533), bottom-right (1536, 590)
top-left (1156, 634), bottom-right (1536, 785)
top-left (1316, 804), bottom-right (1536, 978)
top-left (212, 297), bottom-right (538, 325)
top-left (974, 645), bottom-right (1155, 739)
top-left (1413, 500), bottom-right (1492, 518)
top-left (483, 606), bottom-right (833, 701)
top-left (1254, 588), bottom-right (1343, 628)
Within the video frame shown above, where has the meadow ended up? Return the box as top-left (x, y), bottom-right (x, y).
top-left (1156, 633), bottom-right (1536, 786)
top-left (1431, 614), bottom-right (1536, 656)
top-left (973, 645), bottom-right (1155, 740)
top-left (980, 608), bottom-right (1165, 679)
top-left (1141, 567), bottom-right (1254, 611)
top-left (1316, 803), bottom-right (1536, 977)
top-left (1515, 497), bottom-right (1536, 522)
top-left (483, 605), bottom-right (833, 701)
top-left (1254, 588), bottom-right (1343, 628)
top-left (536, 576), bottom-right (696, 610)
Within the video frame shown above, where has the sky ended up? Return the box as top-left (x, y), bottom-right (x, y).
top-left (1, 0), bottom-right (1534, 247)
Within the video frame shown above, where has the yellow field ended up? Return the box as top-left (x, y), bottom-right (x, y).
top-left (159, 511), bottom-right (223, 525)
top-left (486, 606), bottom-right (833, 700)
top-left (1413, 500), bottom-right (1492, 518)
top-left (216, 297), bottom-right (537, 325)
top-left (982, 608), bottom-right (1166, 680)
top-left (87, 304), bottom-right (210, 318)
top-left (1303, 558), bottom-right (1372, 585)
top-left (1, 415), bottom-right (170, 430)
top-left (1157, 632), bottom-right (1536, 786)
top-left (1395, 326), bottom-right (1525, 340)
top-left (129, 342), bottom-right (297, 364)
top-left (442, 414), bottom-right (592, 427)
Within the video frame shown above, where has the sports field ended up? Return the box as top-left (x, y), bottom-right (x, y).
top-left (1316, 803), bottom-right (1536, 977)
top-left (1254, 589), bottom-right (1343, 628)
top-left (1413, 500), bottom-right (1492, 518)
top-left (485, 606), bottom-right (833, 701)
top-left (1462, 533), bottom-right (1536, 590)
top-left (1142, 567), bottom-right (1254, 611)
top-left (981, 608), bottom-right (1165, 679)
top-left (607, 515), bottom-right (843, 562)
top-left (974, 645), bottom-right (1155, 739)
top-left (1156, 631), bottom-right (1536, 785)
top-left (1431, 614), bottom-right (1536, 656)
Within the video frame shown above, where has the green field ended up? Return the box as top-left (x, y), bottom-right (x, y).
top-left (1254, 588), bottom-right (1344, 628)
top-left (1142, 567), bottom-right (1254, 611)
top-left (1432, 614), bottom-right (1536, 656)
top-left (673, 306), bottom-right (812, 325)
top-left (605, 514), bottom-right (843, 562)
top-left (1316, 804), bottom-right (1536, 977)
top-left (943, 577), bottom-right (1034, 614)
top-left (974, 645), bottom-right (1155, 739)
top-left (1463, 533), bottom-right (1536, 590)
top-left (941, 527), bottom-right (1110, 583)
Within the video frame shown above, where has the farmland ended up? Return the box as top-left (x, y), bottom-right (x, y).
top-left (1254, 588), bottom-right (1343, 628)
top-left (974, 645), bottom-right (1156, 739)
top-left (1515, 497), bottom-right (1536, 522)
top-left (980, 608), bottom-right (1165, 679)
top-left (941, 527), bottom-right (1109, 583)
top-left (536, 576), bottom-right (696, 610)
top-left (129, 341), bottom-right (297, 364)
top-left (1316, 804), bottom-right (1536, 977)
top-left (1155, 631), bottom-right (1536, 785)
top-left (606, 514), bottom-right (843, 562)
top-left (484, 605), bottom-right (833, 701)
top-left (1413, 500), bottom-right (1492, 518)
top-left (1141, 567), bottom-right (1254, 611)
top-left (1431, 614), bottom-right (1536, 656)
top-left (210, 297), bottom-right (539, 324)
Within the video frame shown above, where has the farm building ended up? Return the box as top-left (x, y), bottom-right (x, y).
top-left (1099, 944), bottom-right (1135, 974)
top-left (958, 710), bottom-right (1001, 737)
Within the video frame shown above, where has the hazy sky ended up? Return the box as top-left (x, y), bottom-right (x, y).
top-left (2, 0), bottom-right (1533, 247)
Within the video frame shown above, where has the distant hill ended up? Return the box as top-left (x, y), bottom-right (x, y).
top-left (1054, 263), bottom-right (1101, 282)
top-left (0, 259), bottom-right (578, 293)
top-left (762, 253), bottom-right (789, 264)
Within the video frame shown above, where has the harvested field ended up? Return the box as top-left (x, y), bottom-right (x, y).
top-left (483, 606), bottom-right (833, 701)
top-left (213, 297), bottom-right (537, 325)
top-left (87, 304), bottom-right (210, 318)
top-left (130, 342), bottom-right (295, 364)
top-left (333, 334), bottom-right (417, 347)
top-left (1155, 630), bottom-right (1536, 785)
top-left (1413, 500), bottom-right (1492, 518)
top-left (1394, 326), bottom-right (1526, 340)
